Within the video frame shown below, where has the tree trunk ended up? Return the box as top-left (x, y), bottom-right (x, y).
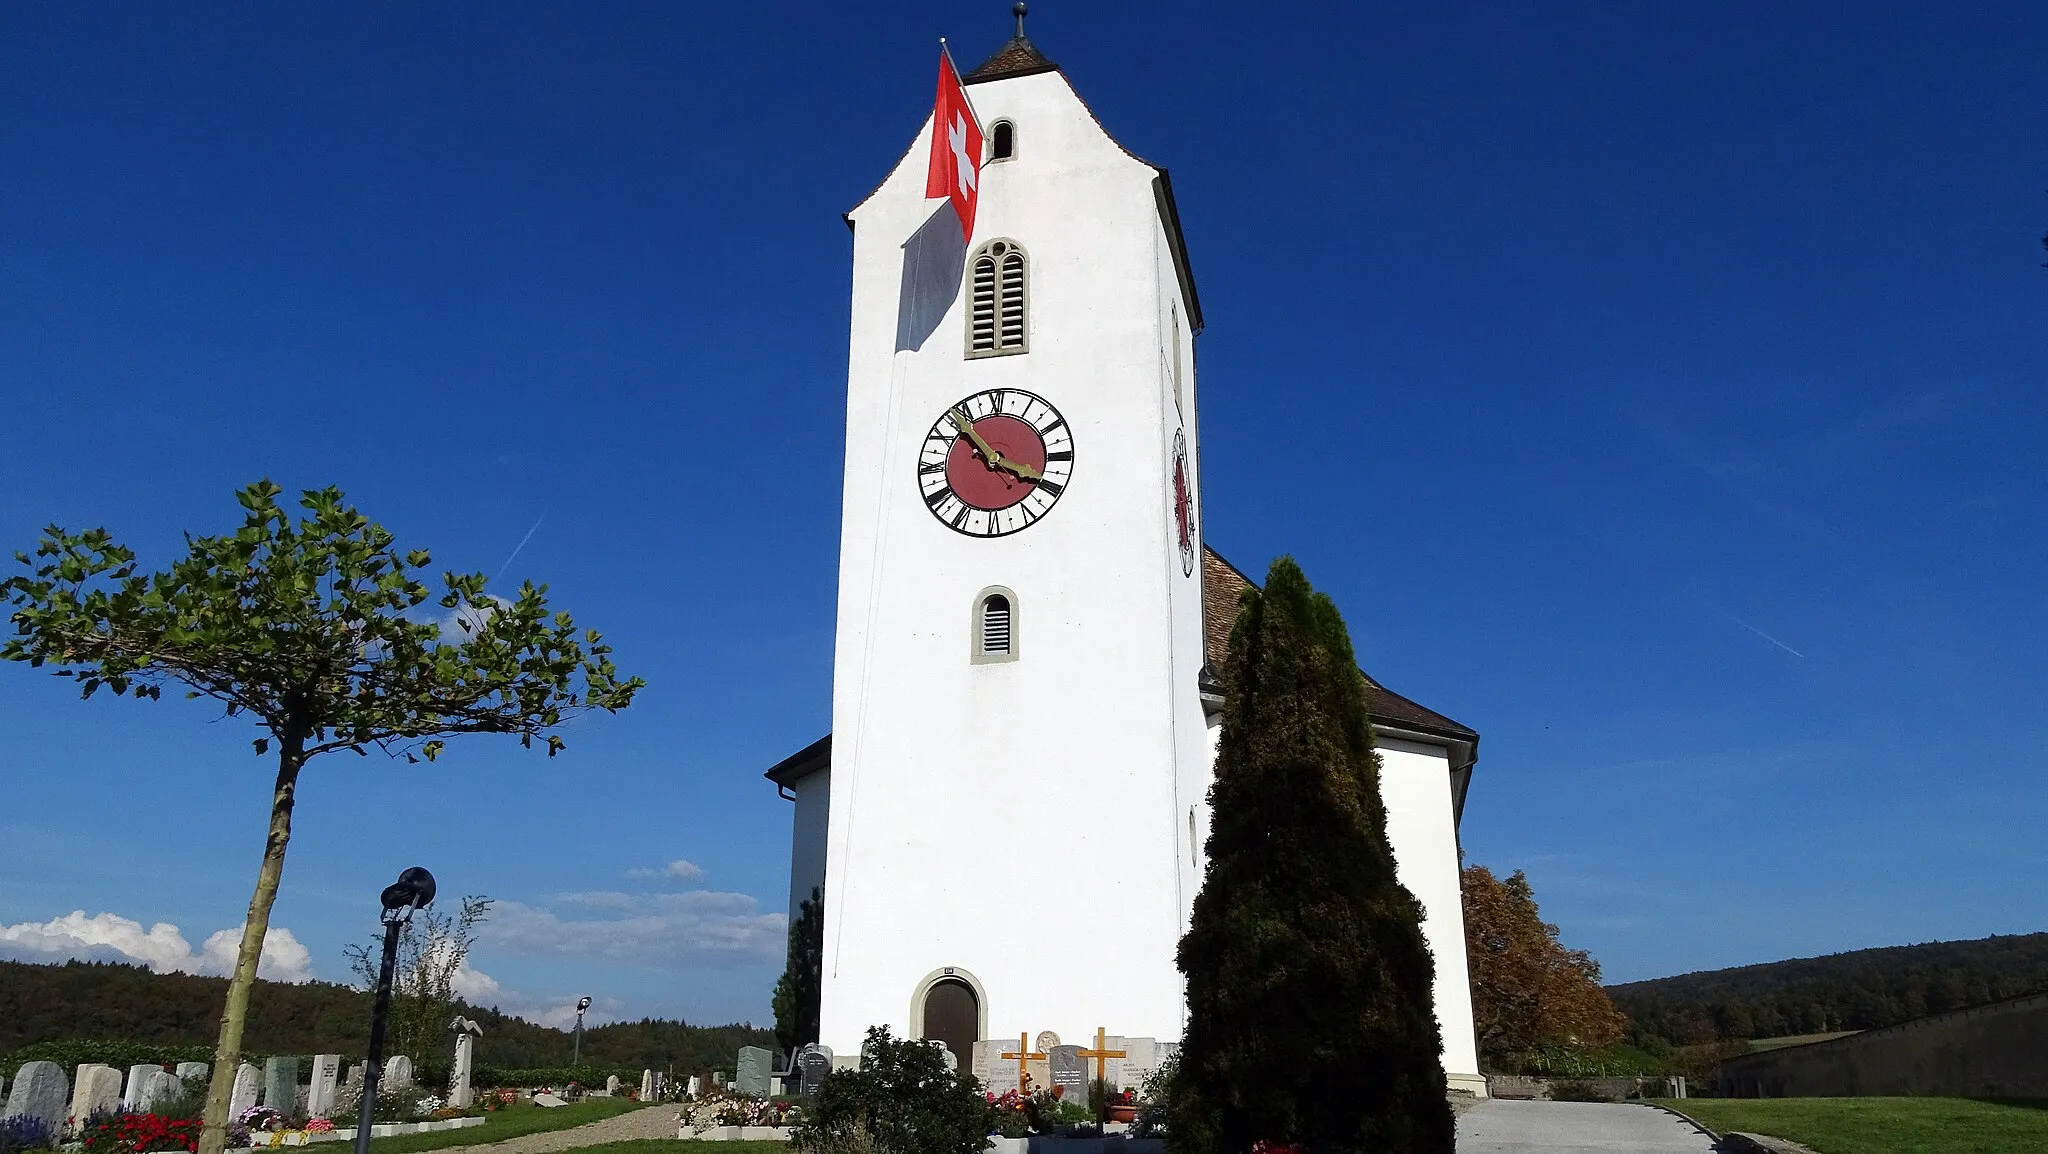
top-left (198, 738), bottom-right (305, 1154)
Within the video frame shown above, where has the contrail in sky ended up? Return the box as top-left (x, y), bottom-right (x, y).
top-left (492, 515), bottom-right (545, 585)
top-left (1723, 613), bottom-right (1805, 659)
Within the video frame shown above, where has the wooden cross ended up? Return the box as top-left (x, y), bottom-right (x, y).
top-left (999, 1032), bottom-right (1046, 1090)
top-left (1076, 1026), bottom-right (1128, 1083)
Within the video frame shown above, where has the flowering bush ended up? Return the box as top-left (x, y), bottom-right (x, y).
top-left (0, 1115), bottom-right (56, 1154)
top-left (235, 1108), bottom-right (283, 1133)
top-left (677, 1089), bottom-right (797, 1130)
top-left (301, 1121), bottom-right (333, 1135)
top-left (79, 1114), bottom-right (201, 1154)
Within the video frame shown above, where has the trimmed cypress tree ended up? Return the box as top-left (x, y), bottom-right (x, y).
top-left (1173, 557), bottom-right (1454, 1154)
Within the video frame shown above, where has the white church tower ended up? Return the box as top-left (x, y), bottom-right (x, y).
top-left (765, 11), bottom-right (1487, 1098)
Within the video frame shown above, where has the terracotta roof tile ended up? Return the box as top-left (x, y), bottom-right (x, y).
top-left (1200, 546), bottom-right (1477, 739)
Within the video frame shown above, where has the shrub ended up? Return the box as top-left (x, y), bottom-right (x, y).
top-left (1547, 1081), bottom-right (1615, 1103)
top-left (792, 1026), bottom-right (992, 1154)
top-left (0, 1116), bottom-right (56, 1154)
top-left (0, 1044), bottom-right (222, 1077)
top-left (78, 1114), bottom-right (201, 1154)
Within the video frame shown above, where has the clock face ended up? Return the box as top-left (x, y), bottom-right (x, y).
top-left (1171, 428), bottom-right (1195, 576)
top-left (918, 388), bottom-right (1074, 537)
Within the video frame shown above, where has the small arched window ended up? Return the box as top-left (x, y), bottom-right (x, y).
top-left (989, 120), bottom-right (1015, 161)
top-left (967, 240), bottom-right (1028, 358)
top-left (971, 587), bottom-right (1018, 663)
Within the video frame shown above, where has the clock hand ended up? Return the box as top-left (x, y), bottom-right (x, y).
top-left (991, 455), bottom-right (1044, 482)
top-left (948, 408), bottom-right (1006, 469)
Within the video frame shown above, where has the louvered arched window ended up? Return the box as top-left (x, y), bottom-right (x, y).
top-left (971, 587), bottom-right (1019, 663)
top-left (967, 240), bottom-right (1028, 358)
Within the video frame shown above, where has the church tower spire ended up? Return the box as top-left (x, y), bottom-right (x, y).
top-left (964, 2), bottom-right (1059, 84)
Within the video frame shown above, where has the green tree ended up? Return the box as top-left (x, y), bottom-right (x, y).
top-left (1, 481), bottom-right (642, 1154)
top-left (1174, 557), bottom-right (1453, 1154)
top-left (772, 887), bottom-right (823, 1057)
top-left (346, 894), bottom-right (493, 1069)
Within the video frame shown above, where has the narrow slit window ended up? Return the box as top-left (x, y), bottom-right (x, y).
top-left (966, 240), bottom-right (1028, 357)
top-left (971, 587), bottom-right (1019, 663)
top-left (989, 120), bottom-right (1015, 161)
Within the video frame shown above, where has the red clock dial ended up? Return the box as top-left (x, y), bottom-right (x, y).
top-left (918, 389), bottom-right (1074, 537)
top-left (1172, 428), bottom-right (1195, 576)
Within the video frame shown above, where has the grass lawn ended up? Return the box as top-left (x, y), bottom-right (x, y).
top-left (1655, 1097), bottom-right (2048, 1154)
top-left (366, 1098), bottom-right (651, 1154)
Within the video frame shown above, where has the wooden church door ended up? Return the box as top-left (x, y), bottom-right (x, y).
top-left (921, 978), bottom-right (979, 1074)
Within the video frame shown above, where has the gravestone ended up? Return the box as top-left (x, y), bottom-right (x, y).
top-left (174, 1062), bottom-right (209, 1083)
top-left (123, 1065), bottom-right (157, 1111)
top-left (795, 1045), bottom-right (833, 1103)
top-left (605, 1075), bottom-right (620, 1096)
top-left (1047, 1045), bottom-right (1085, 1101)
top-left (306, 1055), bottom-right (340, 1118)
top-left (262, 1056), bottom-right (299, 1110)
top-left (685, 1075), bottom-right (700, 1098)
top-left (4, 1061), bottom-right (69, 1134)
top-left (532, 1092), bottom-right (565, 1108)
top-left (639, 1070), bottom-right (653, 1100)
top-left (975, 1040), bottom-right (1017, 1095)
top-left (137, 1069), bottom-right (178, 1114)
top-left (70, 1064), bottom-right (122, 1127)
top-left (229, 1064), bottom-right (261, 1117)
top-left (382, 1055), bottom-right (413, 1091)
top-left (1118, 1037), bottom-right (1157, 1093)
top-left (449, 1030), bottom-right (478, 1109)
top-left (734, 1046), bottom-right (773, 1098)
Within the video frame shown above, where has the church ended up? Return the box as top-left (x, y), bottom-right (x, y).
top-left (763, 13), bottom-right (1488, 1099)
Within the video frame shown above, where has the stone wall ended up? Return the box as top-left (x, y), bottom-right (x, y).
top-left (1714, 992), bottom-right (2048, 1098)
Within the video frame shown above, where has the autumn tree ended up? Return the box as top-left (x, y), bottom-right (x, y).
top-left (772, 887), bottom-right (823, 1057)
top-left (1, 481), bottom-right (642, 1154)
top-left (1174, 557), bottom-right (1453, 1154)
top-left (1461, 865), bottom-right (1626, 1068)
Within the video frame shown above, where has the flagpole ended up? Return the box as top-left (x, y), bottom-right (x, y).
top-left (936, 37), bottom-right (984, 133)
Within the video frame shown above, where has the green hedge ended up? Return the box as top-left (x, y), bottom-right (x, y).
top-left (3, 1040), bottom-right (224, 1074)
top-left (471, 1065), bottom-right (638, 1089)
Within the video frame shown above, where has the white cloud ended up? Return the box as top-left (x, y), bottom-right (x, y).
top-left (623, 859), bottom-right (706, 884)
top-left (445, 958), bottom-right (621, 1029)
top-left (483, 890), bottom-right (785, 967)
top-left (449, 961), bottom-right (501, 1001)
top-left (0, 911), bottom-right (315, 982)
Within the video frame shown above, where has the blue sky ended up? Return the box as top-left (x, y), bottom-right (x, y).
top-left (2, 2), bottom-right (2044, 1034)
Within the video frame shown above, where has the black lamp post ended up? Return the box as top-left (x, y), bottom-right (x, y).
top-left (572, 997), bottom-right (591, 1068)
top-left (353, 867), bottom-right (436, 1154)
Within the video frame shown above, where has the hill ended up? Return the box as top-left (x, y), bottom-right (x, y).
top-left (1608, 932), bottom-right (2048, 1044)
top-left (0, 958), bottom-right (773, 1079)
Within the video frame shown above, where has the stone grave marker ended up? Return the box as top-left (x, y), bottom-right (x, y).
top-left (1077, 1029), bottom-right (1128, 1090)
top-left (1048, 1046), bottom-right (1085, 1101)
top-left (4, 1061), bottom-right (69, 1134)
top-left (605, 1075), bottom-right (620, 1096)
top-left (137, 1069), bottom-right (178, 1114)
top-left (532, 1092), bottom-right (565, 1108)
top-left (70, 1064), bottom-right (122, 1126)
top-left (175, 1063), bottom-right (209, 1083)
top-left (228, 1064), bottom-right (261, 1117)
top-left (306, 1055), bottom-right (340, 1118)
top-left (122, 1065), bottom-right (157, 1112)
top-left (1118, 1037), bottom-right (1157, 1093)
top-left (639, 1070), bottom-right (653, 1100)
top-left (262, 1057), bottom-right (299, 1110)
top-left (382, 1055), bottom-right (413, 1091)
top-left (796, 1045), bottom-right (833, 1103)
top-left (734, 1046), bottom-right (773, 1098)
top-left (685, 1075), bottom-right (700, 1098)
top-left (448, 1022), bottom-right (480, 1109)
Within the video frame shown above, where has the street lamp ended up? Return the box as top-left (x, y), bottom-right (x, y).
top-left (353, 867), bottom-right (436, 1154)
top-left (572, 997), bottom-right (591, 1067)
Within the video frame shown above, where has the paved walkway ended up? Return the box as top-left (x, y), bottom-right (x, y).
top-left (450, 1104), bottom-right (678, 1154)
top-left (1457, 1100), bottom-right (1717, 1153)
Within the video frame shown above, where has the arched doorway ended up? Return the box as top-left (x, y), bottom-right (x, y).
top-left (920, 978), bottom-right (979, 1075)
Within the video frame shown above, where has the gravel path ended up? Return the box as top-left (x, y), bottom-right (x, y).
top-left (1457, 1100), bottom-right (1717, 1153)
top-left (453, 1105), bottom-right (678, 1154)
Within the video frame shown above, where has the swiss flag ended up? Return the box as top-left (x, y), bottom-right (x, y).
top-left (925, 49), bottom-right (983, 241)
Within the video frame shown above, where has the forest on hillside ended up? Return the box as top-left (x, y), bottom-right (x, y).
top-left (1608, 932), bottom-right (2048, 1044)
top-left (0, 959), bottom-right (773, 1078)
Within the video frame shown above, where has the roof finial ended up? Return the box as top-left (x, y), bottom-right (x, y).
top-left (1013, 2), bottom-right (1028, 39)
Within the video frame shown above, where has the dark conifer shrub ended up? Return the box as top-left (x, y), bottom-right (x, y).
top-left (1173, 557), bottom-right (1454, 1153)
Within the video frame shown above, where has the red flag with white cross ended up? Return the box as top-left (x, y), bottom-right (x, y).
top-left (925, 46), bottom-right (983, 241)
